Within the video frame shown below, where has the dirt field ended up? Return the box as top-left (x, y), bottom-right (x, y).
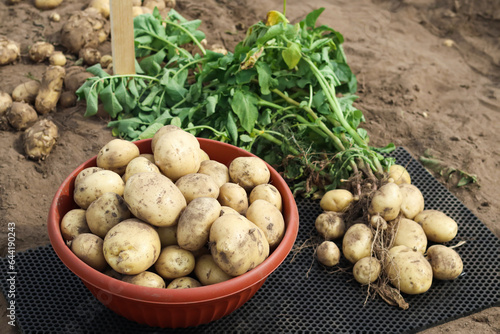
top-left (0, 0), bottom-right (499, 333)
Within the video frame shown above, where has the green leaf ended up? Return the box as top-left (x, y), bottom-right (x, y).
top-left (83, 87), bottom-right (99, 117)
top-left (171, 117), bottom-right (182, 127)
top-left (304, 8), bottom-right (325, 28)
top-left (230, 90), bottom-right (259, 134)
top-left (226, 112), bottom-right (238, 144)
top-left (282, 42), bottom-right (302, 69)
top-left (239, 134), bottom-right (253, 143)
top-left (206, 95), bottom-right (218, 116)
top-left (139, 122), bottom-right (165, 139)
top-left (255, 62), bottom-right (272, 95)
top-left (100, 84), bottom-right (123, 118)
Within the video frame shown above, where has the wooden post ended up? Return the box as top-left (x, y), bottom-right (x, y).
top-left (109, 0), bottom-right (136, 75)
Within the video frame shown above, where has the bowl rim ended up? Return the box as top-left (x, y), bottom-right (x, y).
top-left (48, 137), bottom-right (299, 304)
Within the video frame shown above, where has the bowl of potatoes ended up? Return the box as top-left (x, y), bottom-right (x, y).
top-left (47, 126), bottom-right (299, 328)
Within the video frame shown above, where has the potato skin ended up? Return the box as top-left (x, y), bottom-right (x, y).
top-left (155, 245), bottom-right (196, 280)
top-left (122, 271), bottom-right (165, 289)
top-left (392, 218), bottom-right (427, 254)
top-left (0, 91), bottom-right (12, 115)
top-left (73, 169), bottom-right (125, 209)
top-left (320, 189), bottom-right (354, 212)
top-left (229, 157), bottom-right (270, 191)
top-left (426, 245), bottom-right (463, 280)
top-left (217, 182), bottom-right (248, 215)
top-left (342, 223), bottom-right (373, 264)
top-left (399, 183), bottom-right (424, 219)
top-left (316, 241), bottom-right (340, 267)
top-left (388, 164), bottom-right (411, 185)
top-left (369, 182), bottom-right (402, 222)
top-left (85, 192), bottom-right (131, 238)
top-left (122, 156), bottom-right (160, 183)
top-left (151, 124), bottom-right (182, 153)
top-left (414, 210), bottom-right (458, 243)
top-left (97, 139), bottom-right (140, 175)
top-left (197, 159), bottom-right (230, 188)
top-left (71, 233), bottom-right (107, 271)
top-left (353, 257), bottom-right (381, 285)
top-left (0, 36), bottom-right (20, 65)
top-left (23, 119), bottom-right (59, 161)
top-left (248, 183), bottom-right (282, 211)
top-left (315, 212), bottom-right (346, 240)
top-left (12, 81), bottom-right (40, 104)
top-left (35, 65), bottom-right (66, 115)
top-left (167, 277), bottom-right (202, 289)
top-left (175, 173), bottom-right (220, 203)
top-left (246, 199), bottom-right (285, 248)
top-left (60, 208), bottom-right (90, 241)
top-left (28, 41), bottom-right (54, 63)
top-left (7, 102), bottom-right (38, 130)
top-left (194, 254), bottom-right (233, 285)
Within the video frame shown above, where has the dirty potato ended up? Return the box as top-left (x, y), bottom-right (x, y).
top-left (175, 173), bottom-right (220, 203)
top-left (155, 245), bottom-right (196, 280)
top-left (97, 139), bottom-right (140, 175)
top-left (217, 182), bottom-right (248, 215)
top-left (248, 183), bottom-right (282, 211)
top-left (246, 199), bottom-right (285, 249)
top-left (85, 192), bottom-right (131, 238)
top-left (229, 156), bottom-right (270, 191)
top-left (71, 233), bottom-right (107, 271)
top-left (60, 208), bottom-right (91, 241)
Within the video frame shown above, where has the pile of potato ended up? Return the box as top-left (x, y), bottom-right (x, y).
top-left (314, 165), bottom-right (463, 299)
top-left (61, 126), bottom-right (286, 289)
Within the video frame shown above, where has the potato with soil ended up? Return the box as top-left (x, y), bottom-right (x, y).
top-left (87, 0), bottom-right (110, 18)
top-left (34, 0), bottom-right (63, 10)
top-left (175, 173), bottom-right (220, 203)
top-left (229, 156), bottom-right (270, 191)
top-left (123, 172), bottom-right (186, 227)
top-left (217, 182), bottom-right (248, 215)
top-left (85, 192), bottom-right (131, 238)
top-left (388, 164), bottom-right (411, 185)
top-left (60, 208), bottom-right (91, 241)
top-left (342, 223), bottom-right (373, 264)
top-left (414, 210), bottom-right (458, 243)
top-left (71, 233), bottom-right (107, 271)
top-left (425, 245), bottom-right (463, 280)
top-left (122, 156), bottom-right (161, 183)
top-left (246, 199), bottom-right (285, 249)
top-left (6, 102), bottom-right (38, 130)
top-left (399, 183), bottom-right (425, 219)
top-left (23, 118), bottom-right (59, 161)
top-left (392, 218), bottom-right (427, 254)
top-left (79, 47), bottom-right (102, 66)
top-left (97, 139), bottom-right (140, 175)
top-left (28, 41), bottom-right (55, 63)
top-left (320, 189), bottom-right (354, 212)
top-left (35, 65), bottom-right (66, 114)
top-left (197, 160), bottom-right (230, 188)
top-left (316, 241), bottom-right (340, 267)
top-left (209, 214), bottom-right (269, 276)
top-left (122, 271), bottom-right (165, 289)
top-left (353, 257), bottom-right (382, 285)
top-left (0, 91), bottom-right (12, 115)
top-left (176, 197), bottom-right (221, 251)
top-left (369, 182), bottom-right (402, 226)
top-left (315, 211), bottom-right (346, 241)
top-left (103, 219), bottom-right (161, 275)
top-left (154, 245), bottom-right (196, 280)
top-left (194, 254), bottom-right (233, 285)
top-left (12, 81), bottom-right (41, 104)
top-left (60, 9), bottom-right (110, 54)
top-left (0, 36), bottom-right (20, 65)
top-left (249, 183), bottom-right (282, 211)
top-left (65, 66), bottom-right (95, 94)
top-left (49, 51), bottom-right (67, 66)
top-left (73, 169), bottom-right (125, 209)
top-left (167, 277), bottom-right (202, 289)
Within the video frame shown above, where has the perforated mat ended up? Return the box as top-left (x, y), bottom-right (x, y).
top-left (1, 147), bottom-right (499, 334)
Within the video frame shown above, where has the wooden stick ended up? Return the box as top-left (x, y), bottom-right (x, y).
top-left (109, 0), bottom-right (136, 75)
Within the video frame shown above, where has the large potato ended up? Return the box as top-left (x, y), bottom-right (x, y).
top-left (228, 157), bottom-right (270, 191)
top-left (122, 156), bottom-right (160, 183)
top-left (414, 210), bottom-right (458, 243)
top-left (315, 211), bottom-right (346, 240)
top-left (71, 233), bottom-right (107, 271)
top-left (194, 254), bottom-right (233, 285)
top-left (399, 183), bottom-right (424, 219)
top-left (209, 214), bottom-right (269, 276)
top-left (316, 241), bottom-right (340, 267)
top-left (353, 256), bottom-right (381, 285)
top-left (342, 223), bottom-right (373, 264)
top-left (35, 65), bottom-right (65, 115)
top-left (151, 124), bottom-right (181, 152)
top-left (73, 169), bottom-right (125, 209)
top-left (197, 159), bottom-right (230, 188)
top-left (217, 182), bottom-right (248, 215)
top-left (246, 199), bottom-right (285, 249)
top-left (103, 219), bottom-right (161, 275)
top-left (85, 192), bottom-right (131, 238)
top-left (60, 208), bottom-right (90, 241)
top-left (392, 218), bottom-right (427, 254)
top-left (175, 173), bottom-right (220, 203)
top-left (426, 245), bottom-right (463, 280)
top-left (97, 139), bottom-right (140, 175)
top-left (320, 189), bottom-right (354, 212)
top-left (123, 172), bottom-right (186, 227)
top-left (176, 197), bottom-right (221, 251)
top-left (28, 41), bottom-right (55, 63)
top-left (248, 183), bottom-right (282, 211)
top-left (122, 271), bottom-right (165, 289)
top-left (369, 182), bottom-right (402, 222)
top-left (154, 245), bottom-right (196, 280)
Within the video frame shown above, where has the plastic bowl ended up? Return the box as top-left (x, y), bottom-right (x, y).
top-left (47, 138), bottom-right (299, 328)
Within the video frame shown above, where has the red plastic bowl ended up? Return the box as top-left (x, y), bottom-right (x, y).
top-left (47, 138), bottom-right (299, 328)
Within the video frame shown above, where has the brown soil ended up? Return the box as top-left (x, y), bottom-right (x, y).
top-left (0, 0), bottom-right (499, 333)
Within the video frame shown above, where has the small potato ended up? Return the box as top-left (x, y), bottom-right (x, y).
top-left (6, 102), bottom-right (38, 130)
top-left (157, 225), bottom-right (177, 247)
top-left (35, 65), bottom-right (66, 115)
top-left (122, 271), bottom-right (165, 289)
top-left (71, 233), bottom-right (107, 271)
top-left (0, 91), bottom-right (12, 115)
top-left (11, 80), bottom-right (41, 104)
top-left (73, 169), bottom-right (125, 209)
top-left (197, 160), bottom-right (230, 188)
top-left (60, 208), bottom-right (90, 241)
top-left (123, 172), bottom-right (186, 227)
top-left (167, 277), bottom-right (202, 289)
top-left (426, 245), bottom-right (463, 280)
top-left (0, 36), bottom-right (20, 65)
top-left (353, 257), bottom-right (381, 285)
top-left (399, 183), bottom-right (424, 219)
top-left (100, 54), bottom-right (113, 69)
top-left (28, 41), bottom-right (55, 63)
top-left (58, 91), bottom-right (77, 108)
top-left (315, 212), bottom-right (346, 240)
top-left (122, 156), bottom-right (160, 183)
top-left (155, 245), bottom-right (195, 280)
top-left (392, 218), bottom-right (427, 254)
top-left (79, 47), bottom-right (101, 66)
top-left (86, 192), bottom-right (131, 238)
top-left (246, 199), bottom-right (285, 248)
top-left (229, 156), bottom-right (270, 191)
top-left (34, 0), bottom-right (63, 10)
top-left (49, 51), bottom-right (67, 66)
top-left (414, 210), bottom-right (458, 243)
top-left (194, 254), bottom-right (233, 285)
top-left (388, 164), bottom-right (411, 185)
top-left (369, 182), bottom-right (402, 222)
top-left (64, 66), bottom-right (95, 94)
top-left (103, 219), bottom-right (161, 275)
top-left (175, 173), bottom-right (220, 203)
top-left (248, 183), bottom-right (282, 211)
top-left (210, 214), bottom-right (269, 276)
top-left (97, 139), bottom-right (140, 175)
top-left (316, 241), bottom-right (340, 267)
top-left (217, 182), bottom-right (248, 215)
top-left (342, 223), bottom-right (373, 264)
top-left (320, 189), bottom-right (354, 212)
top-left (23, 119), bottom-right (59, 161)
top-left (176, 197), bottom-right (221, 251)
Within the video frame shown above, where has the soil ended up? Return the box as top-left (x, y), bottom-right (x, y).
top-left (0, 0), bottom-right (499, 333)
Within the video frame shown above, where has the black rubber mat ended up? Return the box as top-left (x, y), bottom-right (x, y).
top-left (1, 147), bottom-right (499, 333)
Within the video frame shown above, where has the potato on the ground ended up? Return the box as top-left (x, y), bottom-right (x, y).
top-left (342, 223), bottom-right (373, 264)
top-left (426, 245), bottom-right (463, 280)
top-left (369, 182), bottom-right (402, 223)
top-left (58, 91), bottom-right (77, 108)
top-left (0, 91), bottom-right (12, 115)
top-left (122, 271), bottom-right (165, 289)
top-left (399, 183), bottom-right (424, 219)
top-left (87, 0), bottom-right (110, 18)
top-left (64, 66), bottom-right (95, 94)
top-left (217, 182), bottom-right (248, 215)
top-left (143, 0), bottom-right (166, 11)
top-left (60, 9), bottom-right (110, 54)
top-left (28, 41), bottom-right (54, 63)
top-left (49, 51), bottom-right (67, 66)
top-left (157, 225), bottom-right (177, 247)
top-left (229, 156), bottom-right (270, 191)
top-left (176, 197), bottom-right (221, 251)
top-left (392, 218), bottom-right (427, 254)
top-left (103, 218), bottom-right (161, 275)
top-left (35, 65), bottom-right (66, 114)
top-left (320, 189), bottom-right (354, 212)
top-left (167, 277), bottom-right (202, 289)
top-left (122, 156), bottom-right (161, 182)
top-left (0, 36), bottom-right (20, 65)
top-left (73, 169), bottom-right (125, 209)
top-left (34, 0), bottom-right (63, 10)
top-left (385, 245), bottom-right (433, 295)
top-left (86, 192), bottom-right (131, 238)
top-left (79, 47), bottom-right (101, 66)
top-left (388, 164), bottom-right (411, 185)
top-left (316, 241), bottom-right (340, 267)
top-left (353, 256), bottom-right (381, 285)
top-left (60, 208), bottom-right (90, 241)
top-left (246, 199), bottom-right (285, 248)
top-left (197, 160), bottom-right (230, 188)
top-left (209, 214), bottom-right (269, 276)
top-left (194, 254), bottom-right (233, 285)
top-left (155, 245), bottom-right (196, 280)
top-left (6, 102), bottom-right (38, 130)
top-left (71, 233), bottom-right (107, 271)
top-left (414, 209), bottom-right (458, 243)
top-left (97, 138), bottom-right (140, 175)
top-left (23, 118), bottom-right (59, 161)
top-left (100, 54), bottom-right (113, 69)
top-left (123, 172), bottom-right (186, 227)
top-left (248, 183), bottom-right (282, 211)
top-left (12, 80), bottom-right (41, 104)
top-left (315, 211), bottom-right (346, 240)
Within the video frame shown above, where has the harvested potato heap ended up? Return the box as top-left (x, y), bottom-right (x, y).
top-left (313, 165), bottom-right (463, 309)
top-left (62, 126), bottom-right (286, 289)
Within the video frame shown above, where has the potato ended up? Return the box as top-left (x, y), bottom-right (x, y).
top-left (75, 167), bottom-right (103, 187)
top-left (34, 0), bottom-right (63, 10)
top-left (0, 91), bottom-right (12, 115)
top-left (229, 156), bottom-right (270, 191)
top-left (100, 54), bottom-right (113, 69)
top-left (60, 10), bottom-right (110, 54)
top-left (60, 208), bottom-right (90, 241)
top-left (139, 153), bottom-right (155, 164)
top-left (35, 65), bottom-right (66, 114)
top-left (6, 102), bottom-right (38, 130)
top-left (353, 256), bottom-right (381, 285)
top-left (143, 0), bottom-right (166, 11)
top-left (399, 183), bottom-right (424, 219)
top-left (197, 160), bottom-right (230, 188)
top-left (73, 169), bottom-right (125, 209)
top-left (177, 197), bottom-right (221, 251)
top-left (49, 12), bottom-right (61, 22)
top-left (103, 218), bottom-right (161, 275)
top-left (369, 182), bottom-right (402, 222)
top-left (217, 182), bottom-right (248, 215)
top-left (155, 245), bottom-right (196, 280)
top-left (219, 205), bottom-right (240, 216)
top-left (29, 41), bottom-right (55, 63)
top-left (79, 47), bottom-right (101, 66)
top-left (194, 254), bottom-right (233, 285)
top-left (64, 66), bottom-right (95, 94)
top-left (246, 199), bottom-right (285, 248)
top-left (49, 51), bottom-right (67, 66)
top-left (12, 80), bottom-right (41, 104)
top-left (199, 149), bottom-right (210, 162)
top-left (87, 0), bottom-right (110, 18)
top-left (157, 225), bottom-right (177, 247)
top-left (0, 36), bottom-right (20, 65)
top-left (58, 91), bottom-right (77, 108)
top-left (175, 173), bottom-right (219, 203)
top-left (414, 210), bottom-right (458, 243)
top-left (153, 128), bottom-right (202, 181)
top-left (316, 241), bottom-right (340, 267)
top-left (388, 164), bottom-right (411, 185)
top-left (248, 183), bottom-right (282, 211)
top-left (209, 214), bottom-right (269, 276)
top-left (23, 118), bottom-right (59, 161)
top-left (342, 223), bottom-right (373, 264)
top-left (97, 139), bottom-right (140, 175)
top-left (71, 233), bottom-right (107, 271)
top-left (320, 189), bottom-right (354, 212)
top-left (122, 156), bottom-right (160, 183)
top-left (86, 192), bottom-right (131, 238)
top-left (166, 277), bottom-right (202, 289)
top-left (426, 245), bottom-right (463, 280)
top-left (392, 218), bottom-right (427, 254)
top-left (151, 124), bottom-right (182, 152)
top-left (123, 172), bottom-right (186, 227)
top-left (122, 271), bottom-right (165, 289)
top-left (315, 211), bottom-right (346, 240)
top-left (385, 245), bottom-right (433, 294)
